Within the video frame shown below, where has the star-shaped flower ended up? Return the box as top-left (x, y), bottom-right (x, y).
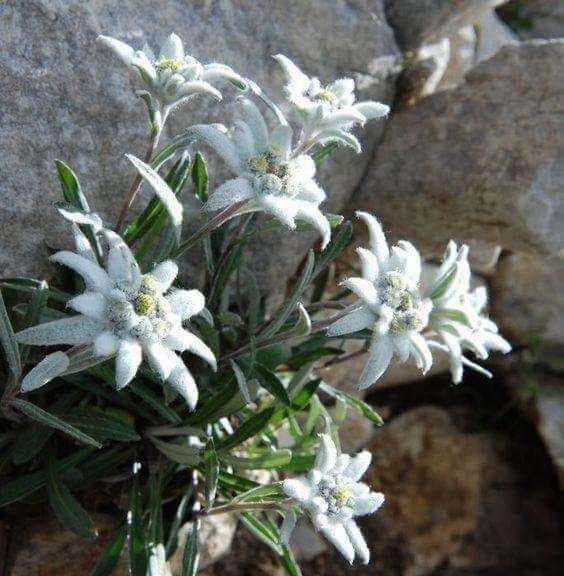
top-left (191, 98), bottom-right (331, 248)
top-left (426, 241), bottom-right (511, 383)
top-left (98, 33), bottom-right (246, 109)
top-left (327, 212), bottom-right (433, 388)
top-left (273, 54), bottom-right (389, 151)
top-left (16, 230), bottom-right (215, 408)
top-left (281, 434), bottom-right (384, 564)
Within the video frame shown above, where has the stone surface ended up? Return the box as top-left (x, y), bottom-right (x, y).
top-left (0, 0), bottom-right (399, 295)
top-left (169, 514), bottom-right (238, 574)
top-left (385, 0), bottom-right (507, 51)
top-left (491, 251), bottom-right (564, 349)
top-left (499, 0), bottom-right (564, 40)
top-left (474, 9), bottom-right (519, 62)
top-left (356, 40), bottom-right (564, 257)
top-left (436, 25), bottom-right (477, 91)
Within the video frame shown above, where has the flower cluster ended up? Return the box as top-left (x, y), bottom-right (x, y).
top-left (328, 213), bottom-right (511, 388)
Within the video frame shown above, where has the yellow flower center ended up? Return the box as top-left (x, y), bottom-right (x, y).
top-left (134, 294), bottom-right (157, 316)
top-left (332, 485), bottom-right (352, 508)
top-left (315, 88), bottom-right (338, 105)
top-left (155, 57), bottom-right (183, 73)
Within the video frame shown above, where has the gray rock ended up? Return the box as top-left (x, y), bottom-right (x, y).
top-left (356, 40), bottom-right (564, 257)
top-left (0, 0), bottom-right (399, 295)
top-left (385, 0), bottom-right (507, 51)
top-left (475, 9), bottom-right (519, 62)
top-left (491, 251), bottom-right (564, 349)
top-left (437, 25), bottom-right (477, 91)
top-left (499, 0), bottom-right (564, 40)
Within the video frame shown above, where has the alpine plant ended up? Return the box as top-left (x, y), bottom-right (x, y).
top-left (16, 228), bottom-right (215, 409)
top-left (1, 30), bottom-right (513, 574)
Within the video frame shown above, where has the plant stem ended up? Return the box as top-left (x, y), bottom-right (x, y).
top-left (115, 113), bottom-right (167, 234)
top-left (171, 201), bottom-right (250, 258)
top-left (197, 501), bottom-right (285, 517)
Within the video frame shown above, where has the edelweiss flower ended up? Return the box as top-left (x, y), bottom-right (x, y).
top-left (281, 434), bottom-right (384, 564)
top-left (98, 33), bottom-right (246, 109)
top-left (192, 98), bottom-right (331, 248)
top-left (327, 212), bottom-right (433, 388)
top-left (274, 54), bottom-right (389, 150)
top-left (426, 241), bottom-right (511, 383)
top-left (16, 231), bottom-right (215, 408)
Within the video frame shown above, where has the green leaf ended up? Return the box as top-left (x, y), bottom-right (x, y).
top-left (19, 280), bottom-right (49, 365)
top-left (185, 379), bottom-right (239, 426)
top-left (239, 513), bottom-right (282, 555)
top-left (204, 438), bottom-right (219, 508)
top-left (150, 437), bottom-right (200, 466)
top-left (11, 399), bottom-right (103, 448)
top-left (439, 308), bottom-right (473, 327)
top-left (59, 407), bottom-right (140, 442)
top-left (47, 454), bottom-right (97, 539)
top-left (90, 527), bottom-right (127, 576)
top-left (54, 160), bottom-right (102, 261)
top-left (216, 407), bottom-right (276, 454)
top-left (254, 364), bottom-right (291, 406)
top-left (217, 470), bottom-right (258, 493)
top-left (129, 382), bottom-right (181, 425)
top-left (208, 243), bottom-right (244, 309)
top-left (320, 383), bottom-right (384, 426)
top-left (221, 449), bottom-right (292, 470)
top-left (191, 152), bottom-right (209, 203)
top-left (0, 448), bottom-right (93, 507)
top-left (78, 445), bottom-right (136, 484)
top-left (151, 131), bottom-right (195, 171)
top-left (181, 520), bottom-right (200, 576)
top-left (0, 277), bottom-right (68, 303)
top-left (128, 474), bottom-right (148, 576)
top-left (260, 250), bottom-right (315, 339)
top-left (280, 546), bottom-right (303, 576)
top-left (428, 264), bottom-right (458, 301)
top-left (231, 360), bottom-right (251, 404)
top-left (0, 289), bottom-right (21, 382)
top-left (233, 483), bottom-right (286, 503)
top-left (311, 141), bottom-right (338, 165)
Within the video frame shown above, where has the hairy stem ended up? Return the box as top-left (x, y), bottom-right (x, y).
top-left (197, 501), bottom-right (286, 516)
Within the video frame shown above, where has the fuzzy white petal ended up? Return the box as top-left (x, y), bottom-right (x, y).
top-left (273, 54), bottom-right (311, 94)
top-left (93, 331), bottom-right (121, 357)
top-left (50, 251), bottom-right (112, 295)
top-left (327, 306), bottom-right (374, 337)
top-left (341, 277), bottom-right (378, 309)
top-left (21, 352), bottom-right (70, 393)
top-left (150, 261), bottom-right (178, 291)
top-left (115, 339), bottom-right (142, 389)
top-left (343, 451), bottom-right (372, 481)
top-left (167, 363), bottom-right (198, 410)
top-left (159, 33), bottom-right (184, 60)
top-left (356, 247), bottom-right (379, 283)
top-left (97, 35), bottom-right (135, 65)
top-left (353, 492), bottom-right (385, 516)
top-left (204, 178), bottom-right (255, 212)
top-left (409, 332), bottom-right (433, 374)
top-left (294, 201), bottom-right (331, 250)
top-left (191, 124), bottom-right (243, 175)
top-left (283, 478), bottom-right (313, 502)
top-left (67, 292), bottom-right (107, 320)
top-left (16, 316), bottom-right (103, 346)
top-left (344, 520), bottom-right (370, 564)
top-left (143, 342), bottom-right (176, 380)
top-left (279, 510), bottom-right (297, 545)
top-left (353, 101), bottom-right (390, 120)
top-left (320, 521), bottom-right (355, 564)
top-left (259, 195), bottom-right (298, 228)
top-left (314, 434), bottom-right (337, 474)
top-left (269, 125), bottom-right (293, 158)
top-left (355, 212), bottom-right (389, 264)
top-left (358, 336), bottom-right (393, 389)
top-left (174, 80), bottom-right (222, 101)
top-left (166, 289), bottom-right (205, 321)
top-left (165, 329), bottom-right (216, 370)
top-left (238, 99), bottom-right (269, 152)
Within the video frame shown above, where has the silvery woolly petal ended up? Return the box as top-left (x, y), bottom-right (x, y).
top-left (167, 362), bottom-right (198, 410)
top-left (329, 78), bottom-right (355, 99)
top-left (297, 179), bottom-right (325, 204)
top-left (72, 225), bottom-right (97, 263)
top-left (131, 50), bottom-right (157, 82)
top-left (104, 231), bottom-right (142, 292)
top-left (343, 451), bottom-right (372, 481)
top-left (314, 434), bottom-right (337, 474)
top-left (21, 352), bottom-right (70, 393)
top-left (356, 247), bottom-right (379, 283)
top-left (374, 305), bottom-right (393, 335)
top-left (126, 155), bottom-right (183, 240)
top-left (397, 241), bottom-right (421, 286)
top-left (394, 334), bottom-right (411, 363)
top-left (482, 331), bottom-right (511, 354)
top-left (115, 339), bottom-right (142, 389)
top-left (165, 329), bottom-right (216, 370)
top-left (353, 101), bottom-right (390, 120)
top-left (334, 454), bottom-right (351, 473)
top-left (279, 510), bottom-right (297, 545)
top-left (143, 341), bottom-right (176, 380)
top-left (50, 251), bottom-right (112, 295)
top-left (440, 331), bottom-right (464, 384)
top-left (355, 211), bottom-right (389, 264)
top-left (67, 292), bottom-right (107, 321)
top-left (315, 129), bottom-right (361, 153)
top-left (283, 477), bottom-right (313, 502)
top-left (150, 261), bottom-right (178, 291)
top-left (190, 124), bottom-right (243, 175)
top-left (16, 316), bottom-right (103, 347)
top-left (238, 99), bottom-right (269, 152)
top-left (269, 125), bottom-right (292, 158)
top-left (292, 155), bottom-right (316, 180)
top-left (232, 121), bottom-right (257, 163)
top-left (201, 63), bottom-right (248, 90)
top-left (409, 332), bottom-right (433, 374)
top-left (93, 331), bottom-right (121, 357)
top-left (320, 520), bottom-right (355, 564)
top-left (204, 178), bottom-right (255, 212)
top-left (294, 201), bottom-right (331, 249)
top-left (353, 492), bottom-right (385, 516)
top-left (341, 277), bottom-right (378, 309)
top-left (97, 35), bottom-right (135, 65)
top-left (358, 336), bottom-right (393, 389)
top-left (273, 54), bottom-right (311, 94)
top-left (344, 520), bottom-right (370, 564)
top-left (322, 109), bottom-right (366, 130)
top-left (166, 289), bottom-right (205, 321)
top-left (327, 305), bottom-right (374, 337)
top-left (159, 33), bottom-right (184, 60)
top-left (174, 80), bottom-right (222, 101)
top-left (259, 195), bottom-right (298, 229)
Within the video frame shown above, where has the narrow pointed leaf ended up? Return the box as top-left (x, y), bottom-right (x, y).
top-left (216, 407), bottom-right (276, 453)
top-left (181, 520), bottom-right (200, 576)
top-left (204, 438), bottom-right (219, 508)
top-left (90, 527), bottom-right (127, 576)
top-left (0, 289), bottom-right (21, 381)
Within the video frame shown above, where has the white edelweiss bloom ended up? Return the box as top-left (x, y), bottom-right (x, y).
top-left (281, 434), bottom-right (384, 565)
top-left (273, 54), bottom-right (389, 151)
top-left (98, 33), bottom-right (247, 108)
top-left (426, 241), bottom-right (511, 383)
top-left (16, 231), bottom-right (215, 409)
top-left (192, 98), bottom-right (331, 249)
top-left (327, 212), bottom-right (433, 389)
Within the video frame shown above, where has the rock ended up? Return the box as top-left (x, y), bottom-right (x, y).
top-left (0, 0), bottom-right (399, 296)
top-left (498, 0), bottom-right (564, 40)
top-left (169, 514), bottom-right (237, 574)
top-left (356, 40), bottom-right (564, 257)
top-left (474, 10), bottom-right (519, 62)
top-left (288, 518), bottom-right (328, 563)
top-left (337, 405), bottom-right (377, 452)
top-left (385, 0), bottom-right (508, 51)
top-left (491, 251), bottom-right (564, 349)
top-left (436, 25), bottom-right (477, 90)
